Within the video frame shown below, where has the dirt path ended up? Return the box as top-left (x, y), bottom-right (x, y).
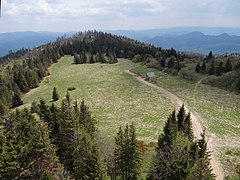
top-left (127, 70), bottom-right (224, 180)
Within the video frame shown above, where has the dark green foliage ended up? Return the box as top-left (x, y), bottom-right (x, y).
top-left (89, 54), bottom-right (95, 63)
top-left (0, 109), bottom-right (63, 179)
top-left (73, 128), bottom-right (106, 179)
top-left (187, 158), bottom-right (215, 180)
top-left (114, 123), bottom-right (141, 180)
top-left (201, 62), bottom-right (207, 73)
top-left (33, 94), bottom-right (106, 178)
top-left (30, 101), bottom-right (39, 113)
top-left (224, 59), bottom-right (233, 73)
top-left (52, 87), bottom-right (59, 101)
top-left (79, 100), bottom-right (97, 137)
top-left (195, 62), bottom-right (201, 73)
top-left (73, 54), bottom-right (81, 64)
top-left (207, 51), bottom-right (213, 60)
top-left (215, 61), bottom-right (224, 76)
top-left (11, 93), bottom-right (23, 108)
top-left (148, 106), bottom-right (215, 179)
top-left (167, 56), bottom-right (175, 68)
top-left (0, 31), bottom-right (160, 108)
top-left (208, 60), bottom-right (215, 75)
top-left (160, 58), bottom-right (166, 67)
top-left (0, 99), bottom-right (7, 116)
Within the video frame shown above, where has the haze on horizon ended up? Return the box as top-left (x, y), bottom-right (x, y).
top-left (0, 0), bottom-right (240, 33)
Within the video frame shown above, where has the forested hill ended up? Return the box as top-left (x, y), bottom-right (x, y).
top-left (0, 31), bottom-right (167, 109)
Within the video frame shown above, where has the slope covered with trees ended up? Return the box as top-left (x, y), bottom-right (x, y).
top-left (0, 31), bottom-right (160, 111)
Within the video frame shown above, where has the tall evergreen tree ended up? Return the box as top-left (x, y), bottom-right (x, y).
top-left (148, 106), bottom-right (215, 179)
top-left (114, 124), bottom-right (141, 180)
top-left (52, 87), bottom-right (59, 101)
top-left (11, 93), bottom-right (23, 108)
top-left (73, 128), bottom-right (106, 179)
top-left (195, 62), bottom-right (201, 73)
top-left (0, 109), bottom-right (63, 179)
top-left (79, 100), bottom-right (97, 137)
top-left (224, 59), bottom-right (233, 73)
top-left (208, 60), bottom-right (215, 75)
top-left (215, 61), bottom-right (224, 76)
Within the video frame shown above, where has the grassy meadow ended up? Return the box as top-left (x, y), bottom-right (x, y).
top-left (22, 55), bottom-right (240, 177)
top-left (23, 56), bottom-right (174, 142)
top-left (131, 65), bottom-right (240, 177)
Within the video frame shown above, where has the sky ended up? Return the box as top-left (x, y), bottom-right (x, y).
top-left (0, 0), bottom-right (240, 32)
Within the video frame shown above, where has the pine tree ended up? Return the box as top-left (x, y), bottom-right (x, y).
top-left (114, 126), bottom-right (124, 179)
top-left (114, 124), bottom-right (141, 179)
top-left (0, 99), bottom-right (7, 116)
top-left (73, 128), bottom-right (106, 179)
top-left (79, 100), bottom-right (97, 137)
top-left (11, 93), bottom-right (23, 108)
top-left (187, 158), bottom-right (215, 180)
top-left (89, 54), bottom-right (95, 63)
top-left (195, 62), bottom-right (201, 73)
top-left (207, 51), bottom-right (213, 60)
top-left (224, 59), bottom-right (233, 73)
top-left (177, 104), bottom-right (186, 132)
top-left (215, 61), bottom-right (224, 76)
top-left (201, 62), bottom-right (206, 73)
top-left (208, 60), bottom-right (215, 75)
top-left (0, 109), bottom-right (63, 179)
top-left (148, 106), bottom-right (214, 179)
top-left (52, 87), bottom-right (59, 101)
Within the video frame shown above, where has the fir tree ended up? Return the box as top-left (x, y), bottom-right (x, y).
top-left (208, 60), bottom-right (215, 75)
top-left (224, 59), bottom-right (233, 73)
top-left (73, 128), bottom-right (106, 179)
top-left (215, 61), bottom-right (224, 76)
top-left (52, 87), bottom-right (59, 101)
top-left (79, 100), bottom-right (97, 137)
top-left (11, 93), bottom-right (23, 108)
top-left (195, 62), bottom-right (201, 73)
top-left (114, 124), bottom-right (141, 179)
top-left (89, 54), bottom-right (95, 63)
top-left (0, 109), bottom-right (63, 179)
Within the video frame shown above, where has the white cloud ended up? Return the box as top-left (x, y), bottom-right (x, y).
top-left (1, 0), bottom-right (240, 32)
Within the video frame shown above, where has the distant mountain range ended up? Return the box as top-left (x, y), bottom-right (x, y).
top-left (109, 27), bottom-right (240, 54)
top-left (0, 31), bottom-right (73, 57)
top-left (0, 27), bottom-right (240, 57)
top-left (145, 31), bottom-right (240, 54)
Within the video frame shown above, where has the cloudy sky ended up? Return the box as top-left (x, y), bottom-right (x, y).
top-left (0, 0), bottom-right (240, 32)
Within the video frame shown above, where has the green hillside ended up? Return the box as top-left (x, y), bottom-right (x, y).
top-left (23, 56), bottom-right (174, 141)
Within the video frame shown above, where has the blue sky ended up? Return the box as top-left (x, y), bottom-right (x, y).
top-left (0, 0), bottom-right (240, 32)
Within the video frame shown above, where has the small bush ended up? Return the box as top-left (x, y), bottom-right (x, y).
top-left (68, 87), bottom-right (76, 91)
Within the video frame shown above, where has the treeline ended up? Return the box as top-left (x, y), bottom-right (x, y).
top-left (0, 95), bottom-right (215, 179)
top-left (0, 31), bottom-right (160, 111)
top-left (135, 48), bottom-right (186, 74)
top-left (194, 52), bottom-right (240, 92)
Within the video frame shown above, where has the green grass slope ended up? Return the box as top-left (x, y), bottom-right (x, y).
top-left (131, 66), bottom-right (240, 177)
top-left (23, 56), bottom-right (174, 142)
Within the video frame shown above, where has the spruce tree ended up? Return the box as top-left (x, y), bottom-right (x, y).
top-left (79, 100), bottom-right (97, 137)
top-left (89, 54), bottom-right (95, 63)
top-left (0, 109), bottom-right (63, 179)
top-left (215, 61), bottom-right (224, 76)
top-left (114, 124), bottom-right (141, 179)
top-left (208, 60), bottom-right (215, 75)
top-left (224, 59), bottom-right (233, 73)
top-left (195, 62), bottom-right (201, 73)
top-left (148, 107), bottom-right (215, 179)
top-left (52, 87), bottom-right (59, 101)
top-left (73, 128), bottom-right (106, 179)
top-left (11, 93), bottom-right (23, 108)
